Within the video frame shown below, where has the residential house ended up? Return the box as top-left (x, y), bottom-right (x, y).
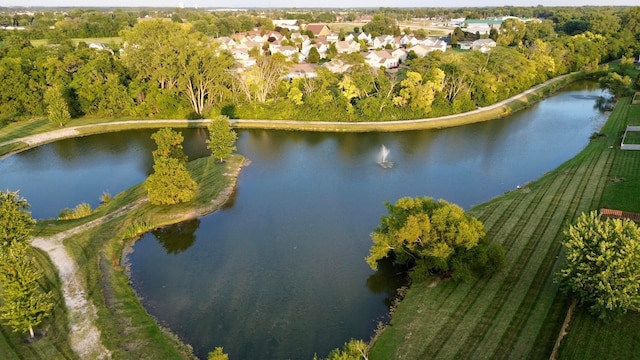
top-left (472, 38), bottom-right (496, 53)
top-left (458, 41), bottom-right (473, 50)
top-left (391, 48), bottom-right (408, 63)
top-left (88, 42), bottom-right (114, 55)
top-left (365, 50), bottom-right (398, 69)
top-left (237, 40), bottom-right (262, 53)
top-left (421, 38), bottom-right (447, 52)
top-left (285, 63), bottom-right (319, 80)
top-left (373, 35), bottom-right (395, 49)
top-left (301, 43), bottom-right (328, 60)
top-left (357, 32), bottom-right (372, 44)
top-left (398, 34), bottom-right (421, 48)
top-left (335, 40), bottom-right (360, 54)
top-left (214, 36), bottom-right (237, 50)
top-left (326, 32), bottom-right (339, 43)
top-left (229, 48), bottom-right (256, 67)
top-left (323, 59), bottom-right (353, 74)
top-left (272, 19), bottom-right (299, 31)
top-left (305, 24), bottom-right (332, 37)
top-left (407, 44), bottom-right (433, 58)
top-left (270, 45), bottom-right (299, 60)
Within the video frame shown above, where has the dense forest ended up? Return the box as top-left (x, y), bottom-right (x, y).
top-left (0, 6), bottom-right (639, 123)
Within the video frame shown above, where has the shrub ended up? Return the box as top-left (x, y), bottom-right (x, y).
top-left (58, 202), bottom-right (92, 220)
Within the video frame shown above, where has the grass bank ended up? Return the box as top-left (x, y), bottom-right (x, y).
top-left (26, 154), bottom-right (243, 359)
top-left (0, 72), bottom-right (580, 158)
top-left (369, 96), bottom-right (637, 359)
top-left (555, 99), bottom-right (640, 359)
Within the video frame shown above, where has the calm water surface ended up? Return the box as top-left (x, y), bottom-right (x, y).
top-left (0, 81), bottom-right (610, 359)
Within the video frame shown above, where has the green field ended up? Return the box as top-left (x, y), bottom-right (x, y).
top-left (30, 37), bottom-right (122, 48)
top-left (369, 97), bottom-right (639, 359)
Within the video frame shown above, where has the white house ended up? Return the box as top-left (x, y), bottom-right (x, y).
top-left (272, 19), bottom-right (299, 31)
top-left (391, 48), bottom-right (408, 63)
top-left (365, 50), bottom-right (398, 69)
top-left (285, 63), bottom-right (319, 80)
top-left (357, 32), bottom-right (372, 44)
top-left (270, 45), bottom-right (299, 60)
top-left (323, 59), bottom-right (353, 74)
top-left (372, 35), bottom-right (395, 49)
top-left (302, 43), bottom-right (328, 59)
top-left (420, 38), bottom-right (447, 52)
top-left (88, 42), bottom-right (114, 55)
top-left (472, 38), bottom-right (497, 53)
top-left (326, 32), bottom-right (339, 43)
top-left (335, 40), bottom-right (360, 54)
top-left (214, 36), bottom-right (237, 50)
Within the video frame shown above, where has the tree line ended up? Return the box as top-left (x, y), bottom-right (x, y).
top-left (0, 7), bottom-right (639, 125)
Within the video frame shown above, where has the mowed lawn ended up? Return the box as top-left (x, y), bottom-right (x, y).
top-left (30, 37), bottom-right (122, 48)
top-left (557, 100), bottom-right (640, 359)
top-left (370, 97), bottom-right (638, 360)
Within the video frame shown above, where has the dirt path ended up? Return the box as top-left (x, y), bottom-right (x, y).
top-left (549, 298), bottom-right (577, 360)
top-left (30, 199), bottom-right (145, 360)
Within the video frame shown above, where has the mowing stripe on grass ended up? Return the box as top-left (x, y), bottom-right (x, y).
top-left (414, 171), bottom-right (569, 359)
top-left (447, 164), bottom-right (580, 359)
top-left (484, 145), bottom-right (608, 358)
top-left (508, 143), bottom-right (615, 358)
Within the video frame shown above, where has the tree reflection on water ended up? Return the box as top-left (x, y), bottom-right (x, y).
top-left (152, 218), bottom-right (200, 255)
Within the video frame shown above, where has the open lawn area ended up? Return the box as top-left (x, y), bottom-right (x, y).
top-left (369, 96), bottom-right (640, 359)
top-left (30, 37), bottom-right (122, 48)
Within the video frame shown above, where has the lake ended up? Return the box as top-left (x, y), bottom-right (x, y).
top-left (0, 81), bottom-right (610, 359)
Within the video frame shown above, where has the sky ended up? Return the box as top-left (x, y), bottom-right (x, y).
top-left (2, 0), bottom-right (638, 8)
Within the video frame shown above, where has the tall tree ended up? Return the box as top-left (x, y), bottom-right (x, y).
top-left (145, 128), bottom-right (197, 205)
top-left (206, 115), bottom-right (237, 163)
top-left (0, 242), bottom-right (54, 338)
top-left (307, 46), bottom-right (320, 64)
top-left (558, 211), bottom-right (640, 320)
top-left (0, 190), bottom-right (35, 248)
top-left (121, 20), bottom-right (233, 116)
top-left (393, 69), bottom-right (445, 115)
top-left (231, 54), bottom-right (289, 103)
top-left (44, 85), bottom-right (71, 127)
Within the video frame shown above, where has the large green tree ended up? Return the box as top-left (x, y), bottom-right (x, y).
top-left (367, 197), bottom-right (504, 282)
top-left (0, 192), bottom-right (53, 339)
top-left (206, 115), bottom-right (237, 163)
top-left (44, 85), bottom-right (71, 127)
top-left (120, 20), bottom-right (233, 116)
top-left (145, 128), bottom-right (197, 205)
top-left (0, 242), bottom-right (54, 338)
top-left (0, 190), bottom-right (35, 247)
top-left (558, 211), bottom-right (640, 320)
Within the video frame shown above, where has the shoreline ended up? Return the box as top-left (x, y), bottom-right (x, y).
top-left (0, 73), bottom-right (577, 158)
top-left (28, 156), bottom-right (244, 359)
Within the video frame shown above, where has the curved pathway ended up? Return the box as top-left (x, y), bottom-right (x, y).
top-left (0, 73), bottom-right (573, 154)
top-left (31, 200), bottom-right (145, 360)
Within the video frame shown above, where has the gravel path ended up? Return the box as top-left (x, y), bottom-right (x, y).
top-left (30, 200), bottom-right (145, 360)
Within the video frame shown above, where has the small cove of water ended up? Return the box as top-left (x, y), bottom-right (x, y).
top-left (0, 81), bottom-right (610, 359)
